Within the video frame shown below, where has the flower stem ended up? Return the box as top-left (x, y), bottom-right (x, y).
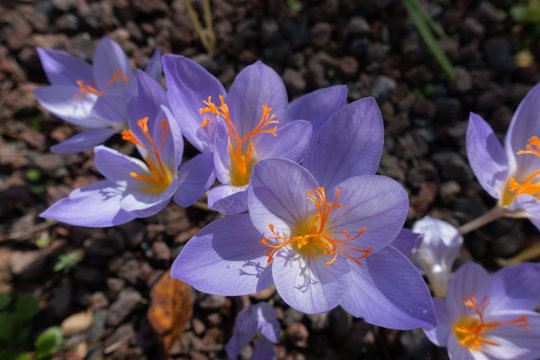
top-left (458, 206), bottom-right (507, 235)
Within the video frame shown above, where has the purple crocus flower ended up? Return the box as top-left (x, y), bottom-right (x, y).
top-left (467, 83), bottom-right (540, 229)
top-left (411, 216), bottom-right (463, 299)
top-left (164, 55), bottom-right (347, 215)
top-left (172, 99), bottom-right (435, 329)
top-left (40, 71), bottom-right (214, 227)
top-left (225, 302), bottom-right (281, 360)
top-left (34, 36), bottom-right (162, 154)
top-left (424, 262), bottom-right (540, 359)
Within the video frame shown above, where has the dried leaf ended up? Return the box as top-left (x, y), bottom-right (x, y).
top-left (147, 270), bottom-right (192, 353)
top-left (61, 309), bottom-right (93, 336)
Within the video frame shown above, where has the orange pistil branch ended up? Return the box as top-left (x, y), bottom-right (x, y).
top-left (74, 69), bottom-right (129, 100)
top-left (121, 117), bottom-right (172, 188)
top-left (508, 136), bottom-right (540, 200)
top-left (199, 96), bottom-right (278, 185)
top-left (453, 292), bottom-right (530, 352)
top-left (260, 187), bottom-right (372, 266)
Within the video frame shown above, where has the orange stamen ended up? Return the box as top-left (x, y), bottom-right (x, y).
top-left (508, 136), bottom-right (540, 200)
top-left (199, 96), bottom-right (279, 186)
top-left (260, 187), bottom-right (372, 266)
top-left (453, 292), bottom-right (530, 352)
top-left (121, 117), bottom-right (172, 190)
top-left (74, 69), bottom-right (129, 100)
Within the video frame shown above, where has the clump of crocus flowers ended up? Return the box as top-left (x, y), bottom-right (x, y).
top-left (34, 36), bottom-right (540, 359)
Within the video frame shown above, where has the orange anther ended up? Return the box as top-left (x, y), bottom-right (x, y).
top-left (199, 96), bottom-right (279, 186)
top-left (260, 187), bottom-right (371, 266)
top-left (73, 69), bottom-right (129, 100)
top-left (453, 293), bottom-right (530, 352)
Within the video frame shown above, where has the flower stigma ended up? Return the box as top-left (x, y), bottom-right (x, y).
top-left (199, 95), bottom-right (278, 187)
top-left (452, 292), bottom-right (530, 352)
top-left (260, 187), bottom-right (372, 266)
top-left (74, 69), bottom-right (129, 100)
top-left (505, 136), bottom-right (540, 204)
top-left (121, 117), bottom-right (173, 194)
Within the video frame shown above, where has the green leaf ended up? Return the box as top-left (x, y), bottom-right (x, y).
top-left (54, 251), bottom-right (82, 273)
top-left (26, 169), bottom-right (41, 182)
top-left (0, 312), bottom-right (15, 342)
top-left (14, 353), bottom-right (31, 360)
top-left (286, 0), bottom-right (303, 12)
top-left (34, 327), bottom-right (63, 360)
top-left (510, 5), bottom-right (528, 22)
top-left (14, 295), bottom-right (39, 323)
top-left (0, 292), bottom-right (12, 310)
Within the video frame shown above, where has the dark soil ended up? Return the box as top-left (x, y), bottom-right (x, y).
top-left (1, 0), bottom-right (539, 359)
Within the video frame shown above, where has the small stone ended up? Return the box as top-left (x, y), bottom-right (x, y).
top-left (477, 86), bottom-right (508, 110)
top-left (49, 278), bottom-right (72, 317)
top-left (250, 284), bottom-right (276, 300)
top-left (462, 17), bottom-right (485, 38)
top-left (310, 22), bottom-right (332, 48)
top-left (339, 56), bottom-right (358, 79)
top-left (260, 19), bottom-right (281, 45)
top-left (117, 258), bottom-right (141, 285)
top-left (104, 323), bottom-right (135, 351)
top-left (198, 294), bottom-right (226, 310)
top-left (34, 154), bottom-right (67, 177)
top-left (366, 43), bottom-right (390, 63)
top-left (106, 278), bottom-right (125, 299)
top-left (440, 181), bottom-right (461, 204)
top-left (411, 99), bottom-right (437, 118)
top-left (452, 67), bottom-right (473, 93)
top-left (345, 17), bottom-right (370, 38)
top-left (283, 307), bottom-right (304, 327)
top-left (88, 309), bottom-right (107, 341)
top-left (206, 313), bottom-right (222, 327)
top-left (410, 182), bottom-right (438, 215)
top-left (282, 68), bottom-right (305, 96)
top-left (370, 75), bottom-right (396, 102)
top-left (55, 14), bottom-right (79, 31)
top-left (192, 318), bottom-right (206, 335)
top-left (151, 241), bottom-right (171, 262)
top-left (405, 65), bottom-right (433, 86)
top-left (308, 312), bottom-right (329, 331)
top-left (285, 322), bottom-right (309, 348)
top-left (10, 250), bottom-right (47, 279)
top-left (106, 288), bottom-right (142, 327)
top-left (90, 291), bottom-right (109, 309)
top-left (477, 1), bottom-right (501, 24)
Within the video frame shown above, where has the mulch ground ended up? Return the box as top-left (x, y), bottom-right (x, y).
top-left (1, 0), bottom-right (539, 359)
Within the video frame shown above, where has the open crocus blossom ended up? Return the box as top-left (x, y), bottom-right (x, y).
top-left (34, 36), bottom-right (162, 154)
top-left (424, 262), bottom-right (540, 360)
top-left (164, 55), bottom-right (347, 215)
top-left (225, 302), bottom-right (281, 360)
top-left (411, 216), bottom-right (463, 299)
top-left (172, 99), bottom-right (435, 329)
top-left (40, 71), bottom-right (214, 227)
top-left (466, 82), bottom-right (540, 230)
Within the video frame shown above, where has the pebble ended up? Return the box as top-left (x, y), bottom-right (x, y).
top-left (282, 68), bottom-right (306, 96)
top-left (117, 258), bottom-right (141, 285)
top-left (345, 17), bottom-right (371, 38)
top-left (339, 56), bottom-right (358, 79)
top-left (285, 322), bottom-right (309, 347)
top-left (106, 288), bottom-right (142, 327)
top-left (310, 22), bottom-right (332, 48)
top-left (198, 294), bottom-right (226, 310)
top-left (9, 249), bottom-right (47, 279)
top-left (451, 67), bottom-right (473, 93)
top-left (370, 75), bottom-right (395, 102)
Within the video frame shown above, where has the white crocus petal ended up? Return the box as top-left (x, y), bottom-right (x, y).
top-left (412, 216), bottom-right (463, 298)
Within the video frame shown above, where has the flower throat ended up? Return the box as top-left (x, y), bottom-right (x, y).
top-left (453, 292), bottom-right (530, 352)
top-left (260, 187), bottom-right (372, 266)
top-left (200, 95), bottom-right (278, 187)
top-left (122, 117), bottom-right (173, 194)
top-left (74, 69), bottom-right (129, 100)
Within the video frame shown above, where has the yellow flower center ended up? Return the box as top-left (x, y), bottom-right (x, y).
top-left (505, 136), bottom-right (540, 205)
top-left (121, 117), bottom-right (174, 194)
top-left (199, 95), bottom-right (278, 187)
top-left (260, 187), bottom-right (372, 266)
top-left (452, 292), bottom-right (530, 352)
top-left (73, 69), bottom-right (129, 100)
